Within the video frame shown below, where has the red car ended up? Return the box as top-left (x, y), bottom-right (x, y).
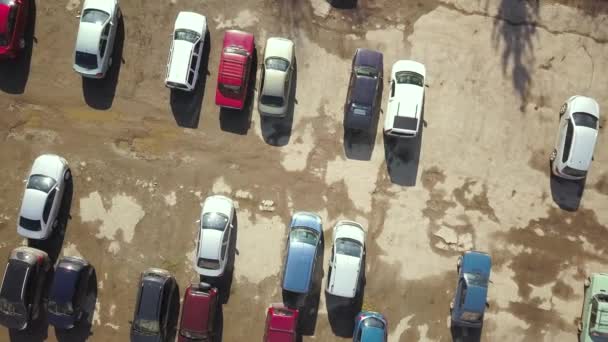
top-left (215, 30), bottom-right (255, 110)
top-left (178, 282), bottom-right (220, 342)
top-left (263, 303), bottom-right (299, 342)
top-left (0, 0), bottom-right (29, 59)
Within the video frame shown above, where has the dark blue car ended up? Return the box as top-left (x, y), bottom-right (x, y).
top-left (130, 268), bottom-right (176, 342)
top-left (47, 256), bottom-right (93, 330)
top-left (450, 250), bottom-right (492, 329)
top-left (344, 48), bottom-right (383, 134)
top-left (282, 212), bottom-right (323, 307)
top-left (353, 311), bottom-right (387, 342)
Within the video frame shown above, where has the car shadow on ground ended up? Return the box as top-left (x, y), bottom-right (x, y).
top-left (549, 171), bottom-right (585, 211)
top-left (0, 0), bottom-right (36, 94)
top-left (383, 99), bottom-right (425, 186)
top-left (55, 269), bottom-right (98, 342)
top-left (329, 0), bottom-right (358, 9)
top-left (259, 59), bottom-right (297, 146)
top-left (166, 282), bottom-right (180, 342)
top-left (326, 253), bottom-right (365, 337)
top-left (219, 48), bottom-right (258, 135)
top-left (212, 304), bottom-right (224, 342)
top-left (200, 212), bottom-right (237, 305)
top-left (81, 14), bottom-right (125, 110)
top-left (170, 31), bottom-right (211, 129)
top-left (450, 325), bottom-right (482, 342)
top-left (28, 173), bottom-right (73, 263)
top-left (343, 81), bottom-right (383, 161)
top-left (294, 235), bottom-right (324, 336)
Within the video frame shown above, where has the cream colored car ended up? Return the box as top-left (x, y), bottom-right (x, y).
top-left (258, 37), bottom-right (295, 117)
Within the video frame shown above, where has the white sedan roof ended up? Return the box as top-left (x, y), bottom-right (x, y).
top-left (175, 11), bottom-right (207, 35)
top-left (75, 23), bottom-right (103, 55)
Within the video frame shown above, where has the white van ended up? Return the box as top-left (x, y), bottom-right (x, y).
top-left (165, 12), bottom-right (207, 92)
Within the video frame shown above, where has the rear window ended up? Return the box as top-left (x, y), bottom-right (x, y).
top-left (219, 83), bottom-right (241, 95)
top-left (174, 29), bottom-right (200, 44)
top-left (563, 166), bottom-right (587, 178)
top-left (27, 175), bottom-right (56, 193)
top-left (81, 9), bottom-right (110, 24)
top-left (224, 46), bottom-right (248, 56)
top-left (396, 71), bottom-right (424, 86)
top-left (202, 213), bottom-right (228, 231)
top-left (19, 216), bottom-right (41, 231)
top-left (362, 317), bottom-right (385, 329)
top-left (75, 51), bottom-right (98, 70)
top-left (464, 273), bottom-right (489, 288)
top-left (336, 238), bottom-right (362, 257)
top-left (354, 66), bottom-right (378, 78)
top-left (260, 95), bottom-right (284, 107)
top-left (166, 81), bottom-right (188, 90)
top-left (197, 258), bottom-right (220, 270)
top-left (265, 57), bottom-right (289, 72)
top-left (290, 228), bottom-right (318, 246)
top-left (573, 112), bottom-right (598, 129)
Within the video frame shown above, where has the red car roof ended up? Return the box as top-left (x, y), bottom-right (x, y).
top-left (179, 284), bottom-right (217, 335)
top-left (215, 30), bottom-right (255, 109)
top-left (265, 306), bottom-right (298, 342)
top-left (0, 4), bottom-right (11, 36)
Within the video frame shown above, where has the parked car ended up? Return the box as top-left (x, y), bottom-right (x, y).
top-left (215, 30), bottom-right (255, 110)
top-left (353, 311), bottom-right (387, 342)
top-left (0, 0), bottom-right (30, 59)
top-left (343, 48), bottom-right (383, 135)
top-left (194, 195), bottom-right (235, 278)
top-left (450, 250), bottom-right (491, 329)
top-left (47, 256), bottom-right (93, 330)
top-left (326, 221), bottom-right (365, 299)
top-left (17, 154), bottom-right (70, 240)
top-left (282, 212), bottom-right (323, 307)
top-left (73, 0), bottom-right (121, 78)
top-left (130, 268), bottom-right (176, 342)
top-left (165, 11), bottom-right (207, 92)
top-left (263, 303), bottom-right (299, 342)
top-left (579, 273), bottom-right (608, 341)
top-left (178, 282), bottom-right (219, 342)
top-left (0, 247), bottom-right (51, 330)
top-left (258, 37), bottom-right (295, 117)
top-left (383, 60), bottom-right (426, 138)
top-left (550, 95), bottom-right (600, 180)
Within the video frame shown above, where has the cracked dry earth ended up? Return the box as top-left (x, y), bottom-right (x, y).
top-left (0, 0), bottom-right (607, 341)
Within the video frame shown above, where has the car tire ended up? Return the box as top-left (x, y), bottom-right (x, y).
top-left (578, 321), bottom-right (583, 333)
top-left (550, 149), bottom-right (557, 162)
top-left (449, 301), bottom-right (454, 311)
top-left (64, 169), bottom-right (71, 181)
top-left (584, 277), bottom-right (591, 288)
top-left (559, 103), bottom-right (567, 117)
top-left (456, 257), bottom-right (461, 272)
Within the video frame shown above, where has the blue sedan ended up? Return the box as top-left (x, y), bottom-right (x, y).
top-left (353, 311), bottom-right (387, 342)
top-left (47, 256), bottom-right (93, 329)
top-left (282, 212), bottom-right (323, 306)
top-left (450, 250), bottom-right (492, 329)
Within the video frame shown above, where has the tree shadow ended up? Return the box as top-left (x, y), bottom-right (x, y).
top-left (343, 81), bottom-right (382, 161)
top-left (28, 173), bottom-right (73, 264)
top-left (170, 31), bottom-right (211, 129)
top-left (383, 100), bottom-right (425, 186)
top-left (167, 282), bottom-right (180, 342)
top-left (550, 171), bottom-right (585, 211)
top-left (450, 325), bottom-right (482, 342)
top-left (219, 48), bottom-right (258, 135)
top-left (326, 253), bottom-right (365, 337)
top-left (329, 0), bottom-right (358, 9)
top-left (296, 237), bottom-right (324, 336)
top-left (81, 14), bottom-right (125, 110)
top-left (0, 0), bottom-right (36, 94)
top-left (491, 0), bottom-right (539, 112)
top-left (260, 59), bottom-right (297, 146)
top-left (200, 212), bottom-right (237, 305)
top-left (54, 269), bottom-right (97, 342)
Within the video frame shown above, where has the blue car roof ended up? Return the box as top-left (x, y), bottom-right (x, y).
top-left (290, 212), bottom-right (322, 234)
top-left (361, 327), bottom-right (385, 342)
top-left (462, 251), bottom-right (491, 276)
top-left (463, 285), bottom-right (488, 313)
top-left (50, 267), bottom-right (80, 304)
top-left (283, 241), bottom-right (316, 293)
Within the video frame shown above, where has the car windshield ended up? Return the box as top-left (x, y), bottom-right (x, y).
top-left (174, 29), bottom-right (200, 44)
top-left (81, 9), bottom-right (110, 24)
top-left (202, 213), bottom-right (229, 231)
top-left (19, 216), bottom-right (41, 231)
top-left (351, 103), bottom-right (371, 116)
top-left (563, 166), bottom-right (587, 178)
top-left (395, 71), bottom-right (424, 86)
top-left (48, 300), bottom-right (74, 316)
top-left (180, 329), bottom-right (208, 340)
top-left (572, 112), bottom-right (598, 129)
top-left (265, 57), bottom-right (289, 72)
top-left (133, 319), bottom-right (160, 335)
top-left (260, 95), bottom-right (284, 107)
top-left (290, 228), bottom-right (318, 246)
top-left (224, 46), bottom-right (248, 56)
top-left (75, 51), bottom-right (98, 70)
top-left (0, 298), bottom-right (25, 317)
top-left (363, 317), bottom-right (385, 329)
top-left (27, 175), bottom-right (56, 193)
top-left (197, 258), bottom-right (220, 270)
top-left (0, 260), bottom-right (28, 307)
top-left (335, 238), bottom-right (362, 257)
top-left (355, 66), bottom-right (378, 78)
top-left (219, 83), bottom-right (241, 95)
top-left (464, 272), bottom-right (489, 288)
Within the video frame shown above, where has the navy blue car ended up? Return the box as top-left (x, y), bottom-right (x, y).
top-left (130, 268), bottom-right (176, 342)
top-left (282, 212), bottom-right (323, 307)
top-left (47, 256), bottom-right (93, 330)
top-left (344, 48), bottom-right (383, 134)
top-left (450, 250), bottom-right (492, 329)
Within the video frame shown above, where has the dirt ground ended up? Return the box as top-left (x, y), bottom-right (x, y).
top-left (0, 0), bottom-right (607, 341)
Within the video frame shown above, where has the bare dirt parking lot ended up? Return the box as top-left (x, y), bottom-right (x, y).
top-left (0, 0), bottom-right (608, 341)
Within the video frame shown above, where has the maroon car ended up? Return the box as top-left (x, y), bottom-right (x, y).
top-left (178, 282), bottom-right (219, 342)
top-left (263, 303), bottom-right (299, 342)
top-left (0, 0), bottom-right (29, 59)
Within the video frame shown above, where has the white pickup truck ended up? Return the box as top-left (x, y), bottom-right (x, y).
top-left (383, 60), bottom-right (426, 139)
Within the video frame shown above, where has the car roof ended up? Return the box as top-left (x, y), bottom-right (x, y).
top-left (138, 277), bottom-right (164, 320)
top-left (351, 76), bottom-right (377, 106)
top-left (20, 189), bottom-right (48, 222)
top-left (354, 48), bottom-right (383, 69)
top-left (290, 212), bottom-right (322, 233)
top-left (83, 0), bottom-right (116, 14)
top-left (167, 40), bottom-right (194, 84)
top-left (361, 326), bottom-right (385, 341)
top-left (328, 253), bottom-right (361, 297)
top-left (50, 266), bottom-right (80, 303)
top-left (569, 96), bottom-right (600, 118)
top-left (463, 284), bottom-right (487, 312)
top-left (283, 241), bottom-right (316, 293)
top-left (0, 5), bottom-right (11, 37)
top-left (181, 284), bottom-right (214, 333)
top-left (0, 259), bottom-right (30, 302)
top-left (462, 251), bottom-right (491, 276)
top-left (264, 37), bottom-right (294, 63)
top-left (568, 125), bottom-right (598, 170)
top-left (75, 22), bottom-right (103, 55)
top-left (175, 12), bottom-right (207, 34)
top-left (198, 229), bottom-right (222, 260)
top-left (262, 69), bottom-right (287, 97)
top-left (392, 60), bottom-right (426, 77)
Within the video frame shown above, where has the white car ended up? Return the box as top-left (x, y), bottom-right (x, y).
top-left (258, 37), bottom-right (295, 117)
top-left (165, 12), bottom-right (207, 91)
top-left (194, 195), bottom-right (235, 278)
top-left (383, 60), bottom-right (426, 138)
top-left (326, 221), bottom-right (366, 299)
top-left (17, 155), bottom-right (70, 240)
top-left (551, 96), bottom-right (600, 180)
top-left (73, 0), bottom-right (121, 79)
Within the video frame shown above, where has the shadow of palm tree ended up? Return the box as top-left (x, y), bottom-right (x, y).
top-left (491, 0), bottom-right (539, 112)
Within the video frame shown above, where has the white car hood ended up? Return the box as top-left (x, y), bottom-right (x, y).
top-left (31, 155), bottom-right (61, 180)
top-left (199, 229), bottom-right (223, 260)
top-left (20, 189), bottom-right (47, 221)
top-left (202, 196), bottom-right (233, 218)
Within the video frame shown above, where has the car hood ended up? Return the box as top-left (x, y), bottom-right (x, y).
top-left (202, 196), bottom-right (233, 218)
top-left (224, 30), bottom-right (254, 51)
top-left (330, 254), bottom-right (360, 298)
top-left (175, 12), bottom-right (207, 34)
top-left (392, 60), bottom-right (426, 77)
top-left (199, 229), bottom-right (222, 260)
top-left (462, 252), bottom-right (491, 276)
top-left (354, 48), bottom-right (382, 70)
top-left (290, 212), bottom-right (322, 234)
top-left (31, 155), bottom-right (62, 180)
top-left (264, 37), bottom-right (293, 62)
top-left (571, 96), bottom-right (600, 118)
top-left (334, 224), bottom-right (365, 244)
top-left (19, 189), bottom-right (47, 221)
top-left (48, 311), bottom-right (75, 329)
top-left (569, 126), bottom-right (598, 170)
top-left (283, 242), bottom-right (316, 293)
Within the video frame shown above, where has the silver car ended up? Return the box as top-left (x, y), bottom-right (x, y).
top-left (17, 154), bottom-right (70, 240)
